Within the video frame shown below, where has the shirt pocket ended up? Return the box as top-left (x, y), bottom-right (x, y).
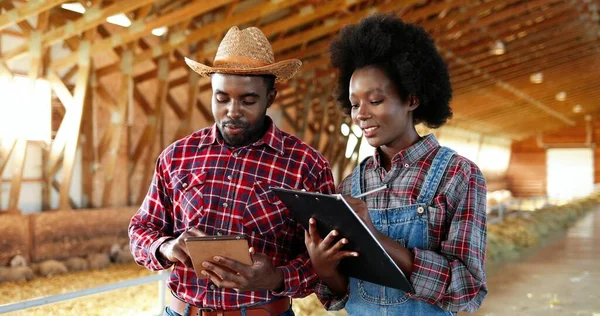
top-left (243, 181), bottom-right (289, 236)
top-left (173, 171), bottom-right (207, 227)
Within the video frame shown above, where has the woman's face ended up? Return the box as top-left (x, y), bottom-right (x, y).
top-left (349, 66), bottom-right (418, 151)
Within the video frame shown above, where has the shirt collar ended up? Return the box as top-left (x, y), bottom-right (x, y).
top-left (372, 133), bottom-right (440, 168)
top-left (199, 116), bottom-right (285, 155)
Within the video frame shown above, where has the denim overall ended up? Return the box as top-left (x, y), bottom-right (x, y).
top-left (345, 147), bottom-right (455, 316)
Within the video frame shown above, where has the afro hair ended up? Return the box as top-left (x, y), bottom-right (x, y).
top-left (329, 13), bottom-right (453, 128)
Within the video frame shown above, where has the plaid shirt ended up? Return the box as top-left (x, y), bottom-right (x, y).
top-left (129, 117), bottom-right (335, 309)
top-left (315, 134), bottom-right (487, 312)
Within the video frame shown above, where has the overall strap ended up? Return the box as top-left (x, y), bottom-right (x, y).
top-left (416, 147), bottom-right (456, 206)
top-left (351, 157), bottom-right (371, 197)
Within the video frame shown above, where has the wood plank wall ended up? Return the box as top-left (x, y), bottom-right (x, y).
top-left (507, 119), bottom-right (596, 197)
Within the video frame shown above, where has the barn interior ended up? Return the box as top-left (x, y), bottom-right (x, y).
top-left (1, 0), bottom-right (599, 315)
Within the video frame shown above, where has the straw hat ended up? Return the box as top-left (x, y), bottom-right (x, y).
top-left (185, 26), bottom-right (301, 83)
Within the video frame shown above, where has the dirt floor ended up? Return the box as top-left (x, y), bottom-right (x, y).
top-left (473, 210), bottom-right (600, 316)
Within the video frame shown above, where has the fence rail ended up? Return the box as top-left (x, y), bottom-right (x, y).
top-left (0, 270), bottom-right (169, 315)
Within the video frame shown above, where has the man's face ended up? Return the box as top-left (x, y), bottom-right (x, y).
top-left (211, 73), bottom-right (277, 147)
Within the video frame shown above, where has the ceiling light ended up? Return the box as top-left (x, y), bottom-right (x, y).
top-left (573, 104), bottom-right (583, 113)
top-left (151, 26), bottom-right (168, 37)
top-left (61, 2), bottom-right (86, 14)
top-left (490, 40), bottom-right (506, 55)
top-left (340, 123), bottom-right (350, 136)
top-left (530, 72), bottom-right (543, 84)
top-left (106, 14), bottom-right (131, 27)
top-left (555, 92), bottom-right (567, 101)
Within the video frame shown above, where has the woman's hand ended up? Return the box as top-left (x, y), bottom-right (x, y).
top-left (343, 196), bottom-right (378, 234)
top-left (304, 218), bottom-right (358, 279)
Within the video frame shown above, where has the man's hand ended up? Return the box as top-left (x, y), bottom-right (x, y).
top-left (200, 248), bottom-right (284, 292)
top-left (158, 227), bottom-right (206, 267)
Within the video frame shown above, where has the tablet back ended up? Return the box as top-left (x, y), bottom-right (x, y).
top-left (185, 235), bottom-right (252, 278)
top-left (272, 187), bottom-right (414, 293)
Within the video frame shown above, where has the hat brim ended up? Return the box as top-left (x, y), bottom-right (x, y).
top-left (185, 57), bottom-right (301, 83)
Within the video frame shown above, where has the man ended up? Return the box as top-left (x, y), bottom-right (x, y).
top-left (128, 26), bottom-right (336, 316)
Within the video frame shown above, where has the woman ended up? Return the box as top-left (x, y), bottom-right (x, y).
top-left (306, 14), bottom-right (488, 315)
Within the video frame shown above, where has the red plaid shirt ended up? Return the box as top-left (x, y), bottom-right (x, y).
top-left (315, 134), bottom-right (487, 312)
top-left (129, 117), bottom-right (335, 309)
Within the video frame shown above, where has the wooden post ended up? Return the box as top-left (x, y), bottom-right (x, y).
top-left (137, 57), bottom-right (169, 204)
top-left (58, 41), bottom-right (91, 210)
top-left (101, 50), bottom-right (132, 207)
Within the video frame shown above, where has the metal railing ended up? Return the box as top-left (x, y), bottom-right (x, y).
top-left (487, 195), bottom-right (558, 224)
top-left (0, 270), bottom-right (169, 315)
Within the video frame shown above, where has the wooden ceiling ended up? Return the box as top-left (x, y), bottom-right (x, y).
top-left (0, 0), bottom-right (599, 210)
top-left (1, 0), bottom-right (598, 140)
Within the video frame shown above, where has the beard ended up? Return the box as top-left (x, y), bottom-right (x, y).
top-left (218, 119), bottom-right (266, 147)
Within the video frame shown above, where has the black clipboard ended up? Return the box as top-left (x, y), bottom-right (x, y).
top-left (271, 187), bottom-right (415, 293)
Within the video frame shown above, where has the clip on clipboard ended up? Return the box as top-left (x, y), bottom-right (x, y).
top-left (271, 187), bottom-right (415, 293)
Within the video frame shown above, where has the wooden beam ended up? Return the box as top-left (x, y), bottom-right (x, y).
top-left (173, 71), bottom-right (200, 141)
top-left (94, 0), bottom-right (305, 78)
top-left (52, 178), bottom-right (77, 209)
top-left (0, 138), bottom-right (16, 180)
top-left (272, 0), bottom-right (422, 54)
top-left (0, 0), bottom-right (67, 31)
top-left (454, 41), bottom-right (599, 93)
top-left (441, 47), bottom-right (576, 126)
top-left (58, 41), bottom-right (91, 210)
top-left (0, 2), bottom-right (34, 36)
top-left (41, 146), bottom-right (50, 210)
top-left (80, 68), bottom-right (96, 208)
top-left (3, 0), bottom-right (156, 62)
top-left (101, 50), bottom-right (132, 207)
top-left (51, 0), bottom-right (233, 71)
top-left (447, 3), bottom-right (575, 59)
top-left (129, 57), bottom-right (170, 178)
top-left (167, 94), bottom-right (186, 120)
top-left (449, 18), bottom-right (584, 75)
top-left (445, 0), bottom-right (560, 41)
top-left (451, 30), bottom-right (591, 83)
top-left (7, 139), bottom-right (27, 212)
top-left (137, 57), bottom-right (169, 204)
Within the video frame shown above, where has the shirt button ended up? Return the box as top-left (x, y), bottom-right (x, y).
top-left (227, 175), bottom-right (232, 180)
top-left (210, 284), bottom-right (215, 290)
top-left (417, 206), bottom-right (425, 214)
top-left (404, 163), bottom-right (409, 168)
top-left (182, 183), bottom-right (188, 188)
top-left (233, 152), bottom-right (238, 157)
top-left (222, 202), bottom-right (228, 208)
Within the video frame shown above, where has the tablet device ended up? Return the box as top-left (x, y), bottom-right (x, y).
top-left (271, 187), bottom-right (415, 293)
top-left (184, 235), bottom-right (253, 278)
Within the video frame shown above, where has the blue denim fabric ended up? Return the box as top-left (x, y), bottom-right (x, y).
top-left (345, 147), bottom-right (456, 316)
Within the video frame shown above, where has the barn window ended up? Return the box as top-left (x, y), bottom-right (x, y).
top-left (547, 148), bottom-right (594, 201)
top-left (0, 76), bottom-right (51, 142)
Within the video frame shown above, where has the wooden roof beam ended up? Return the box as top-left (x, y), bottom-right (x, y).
top-left (51, 0), bottom-right (233, 70)
top-left (0, 0), bottom-right (68, 31)
top-left (446, 2), bottom-right (575, 57)
top-left (442, 46), bottom-right (575, 126)
top-left (453, 40), bottom-right (599, 91)
top-left (3, 0), bottom-right (156, 62)
top-left (451, 26), bottom-right (591, 79)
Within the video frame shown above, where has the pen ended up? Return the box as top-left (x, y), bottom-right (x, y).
top-left (353, 185), bottom-right (388, 198)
